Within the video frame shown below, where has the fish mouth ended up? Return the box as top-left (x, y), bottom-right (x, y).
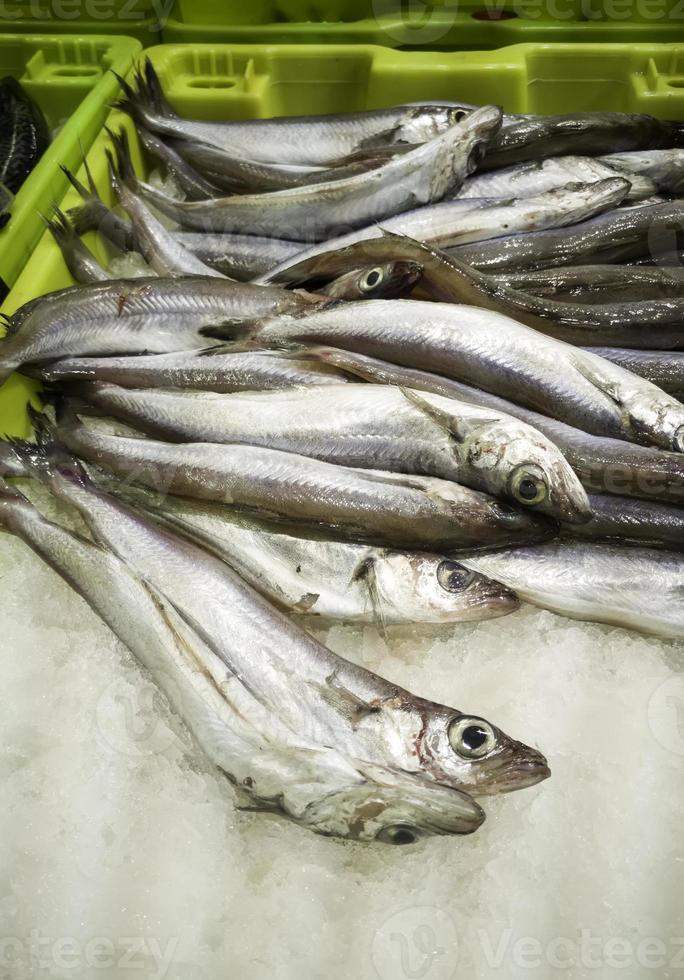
top-left (489, 751), bottom-right (551, 794)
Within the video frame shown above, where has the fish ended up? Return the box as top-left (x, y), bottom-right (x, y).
top-left (459, 540), bottom-right (684, 641)
top-left (217, 297), bottom-right (684, 451)
top-left (63, 162), bottom-right (139, 254)
top-left (137, 125), bottom-right (226, 200)
top-left (455, 155), bottom-right (655, 202)
top-left (67, 381), bottom-right (590, 523)
top-left (483, 111), bottom-right (684, 169)
top-left (107, 130), bottom-right (224, 279)
top-left (564, 493), bottom-right (684, 551)
top-left (126, 106), bottom-right (502, 240)
top-left (0, 76), bottom-right (49, 197)
top-left (0, 277), bottom-right (326, 383)
top-left (54, 408), bottom-right (555, 551)
top-left (318, 262), bottom-right (423, 300)
top-left (256, 178), bottom-right (629, 282)
top-left (581, 348), bottom-right (684, 399)
top-left (19, 444), bottom-right (549, 799)
top-left (115, 60), bottom-right (470, 167)
top-left (302, 346), bottom-right (684, 505)
top-left (448, 201), bottom-right (684, 271)
top-left (499, 265), bottom-right (684, 304)
top-left (0, 440), bottom-right (25, 477)
top-left (34, 348), bottom-right (351, 392)
top-left (43, 207), bottom-right (111, 284)
top-left (600, 149), bottom-right (684, 197)
top-left (0, 476), bottom-right (486, 842)
top-left (173, 232), bottom-right (302, 280)
top-left (109, 484), bottom-right (520, 625)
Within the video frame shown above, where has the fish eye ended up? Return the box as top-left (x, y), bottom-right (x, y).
top-left (508, 464), bottom-right (548, 506)
top-left (360, 267), bottom-right (384, 292)
top-left (437, 560), bottom-right (475, 593)
top-left (376, 825), bottom-right (419, 845)
top-left (448, 717), bottom-right (498, 759)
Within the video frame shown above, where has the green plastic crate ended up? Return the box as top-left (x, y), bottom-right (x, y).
top-left (0, 2), bottom-right (163, 45)
top-left (0, 34), bottom-right (140, 295)
top-left (162, 0), bottom-right (684, 48)
top-left (3, 39), bottom-right (684, 436)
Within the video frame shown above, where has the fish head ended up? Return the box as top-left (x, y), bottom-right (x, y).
top-left (393, 105), bottom-right (473, 145)
top-left (625, 389), bottom-right (684, 454)
top-left (371, 552), bottom-right (518, 624)
top-left (417, 705), bottom-right (551, 797)
top-left (464, 420), bottom-right (592, 524)
top-left (298, 766), bottom-right (485, 843)
top-left (354, 261), bottom-right (424, 300)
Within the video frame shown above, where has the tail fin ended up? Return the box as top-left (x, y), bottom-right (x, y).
top-left (112, 57), bottom-right (177, 124)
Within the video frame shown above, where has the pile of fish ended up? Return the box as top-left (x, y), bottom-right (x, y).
top-left (3, 58), bottom-right (684, 844)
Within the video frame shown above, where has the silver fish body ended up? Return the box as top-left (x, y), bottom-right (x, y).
top-left (0, 277), bottom-right (324, 382)
top-left (0, 479), bottom-right (485, 842)
top-left (582, 348), bottom-right (684, 399)
top-left (564, 493), bottom-right (684, 551)
top-left (449, 202), bottom-right (684, 272)
top-left (131, 107), bottom-right (502, 240)
top-left (57, 413), bottom-right (555, 551)
top-left (309, 346), bottom-right (684, 505)
top-left (36, 349), bottom-right (349, 391)
top-left (25, 456), bottom-right (547, 799)
top-left (500, 266), bottom-right (684, 304)
top-left (117, 64), bottom-right (469, 166)
top-left (234, 299), bottom-right (684, 451)
top-left (455, 156), bottom-right (654, 201)
top-left (256, 178), bottom-right (629, 283)
top-left (70, 381), bottom-right (590, 523)
top-left (173, 231), bottom-right (302, 279)
top-left (600, 149), bottom-right (684, 196)
top-left (117, 487), bottom-right (519, 624)
top-left (460, 541), bottom-right (684, 641)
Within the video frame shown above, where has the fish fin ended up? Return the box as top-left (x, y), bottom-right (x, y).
top-left (572, 354), bottom-right (625, 407)
top-left (112, 57), bottom-right (177, 123)
top-left (291, 592), bottom-right (320, 614)
top-left (352, 556), bottom-right (389, 639)
top-left (398, 386), bottom-right (500, 443)
top-left (320, 669), bottom-right (385, 725)
top-left (107, 126), bottom-right (137, 189)
top-left (198, 318), bottom-right (265, 343)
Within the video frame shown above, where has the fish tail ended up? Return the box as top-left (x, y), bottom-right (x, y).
top-left (14, 406), bottom-right (90, 489)
top-left (41, 204), bottom-right (79, 249)
top-left (112, 57), bottom-right (176, 124)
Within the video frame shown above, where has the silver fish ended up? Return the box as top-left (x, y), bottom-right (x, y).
top-left (600, 149), bottom-right (684, 197)
top-left (256, 178), bottom-right (629, 282)
top-left (448, 201), bottom-right (684, 271)
top-left (137, 125), bottom-right (226, 200)
top-left (302, 346), bottom-right (684, 505)
top-left (455, 156), bottom-right (655, 201)
top-left (113, 485), bottom-right (519, 625)
top-left (459, 541), bottom-right (684, 641)
top-left (55, 410), bottom-right (555, 551)
top-left (35, 349), bottom-right (350, 391)
top-left (173, 231), bottom-right (302, 279)
top-left (0, 478), bottom-right (485, 842)
top-left (564, 493), bottom-right (684, 551)
top-left (108, 130), bottom-right (224, 279)
top-left (129, 106), bottom-right (502, 240)
top-left (43, 207), bottom-right (110, 284)
top-left (22, 450), bottom-right (548, 799)
top-left (68, 381), bottom-right (590, 523)
top-left (484, 112), bottom-right (684, 169)
top-left (115, 60), bottom-right (469, 167)
top-left (500, 265), bottom-right (684, 304)
top-left (582, 348), bottom-right (684, 399)
top-left (224, 298), bottom-right (684, 451)
top-left (0, 277), bottom-right (325, 383)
